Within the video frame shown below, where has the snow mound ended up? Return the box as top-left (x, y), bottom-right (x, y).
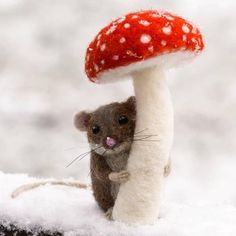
top-left (0, 171), bottom-right (235, 236)
top-left (0, 172), bottom-right (236, 236)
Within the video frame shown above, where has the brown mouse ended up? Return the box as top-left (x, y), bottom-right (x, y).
top-left (74, 96), bottom-right (136, 218)
top-left (11, 96), bottom-right (171, 220)
top-left (11, 97), bottom-right (136, 217)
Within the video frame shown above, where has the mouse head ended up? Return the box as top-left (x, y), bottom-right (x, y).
top-left (74, 96), bottom-right (136, 156)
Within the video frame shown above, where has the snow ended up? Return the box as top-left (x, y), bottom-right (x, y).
top-left (0, 0), bottom-right (236, 234)
top-left (0, 171), bottom-right (235, 235)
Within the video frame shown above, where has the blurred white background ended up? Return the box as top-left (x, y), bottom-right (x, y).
top-left (0, 0), bottom-right (235, 205)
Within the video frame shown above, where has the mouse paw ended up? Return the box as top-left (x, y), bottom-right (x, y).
top-left (108, 170), bottom-right (129, 183)
top-left (105, 207), bottom-right (113, 220)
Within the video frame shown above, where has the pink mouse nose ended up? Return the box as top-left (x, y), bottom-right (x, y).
top-left (105, 137), bottom-right (117, 148)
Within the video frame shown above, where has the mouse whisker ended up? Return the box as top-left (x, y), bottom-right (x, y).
top-left (134, 128), bottom-right (148, 135)
top-left (122, 135), bottom-right (153, 144)
top-left (133, 139), bottom-right (160, 142)
top-left (132, 135), bottom-right (160, 142)
top-left (134, 134), bottom-right (159, 138)
top-left (88, 150), bottom-right (107, 177)
top-left (63, 144), bottom-right (90, 151)
top-left (77, 151), bottom-right (92, 162)
top-left (66, 145), bottom-right (103, 168)
top-left (133, 135), bottom-right (159, 140)
top-left (66, 151), bottom-right (90, 168)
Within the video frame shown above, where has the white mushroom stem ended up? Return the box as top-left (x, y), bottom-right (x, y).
top-left (112, 66), bottom-right (174, 224)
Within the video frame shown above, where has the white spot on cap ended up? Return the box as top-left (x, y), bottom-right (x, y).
top-left (126, 50), bottom-right (140, 58)
top-left (97, 34), bottom-right (101, 40)
top-left (127, 50), bottom-right (132, 55)
top-left (132, 15), bottom-right (138, 19)
top-left (96, 40), bottom-right (100, 47)
top-left (195, 44), bottom-right (201, 51)
top-left (139, 20), bottom-right (150, 26)
top-left (106, 25), bottom-right (117, 35)
top-left (112, 55), bottom-right (119, 60)
top-left (148, 46), bottom-right (154, 53)
top-left (92, 77), bottom-right (99, 83)
top-left (182, 24), bottom-right (190, 34)
top-left (88, 48), bottom-right (93, 52)
top-left (152, 13), bottom-right (161, 18)
top-left (100, 60), bottom-right (105, 65)
top-left (162, 25), bottom-right (172, 35)
top-left (183, 35), bottom-right (187, 41)
top-left (191, 38), bottom-right (201, 50)
top-left (86, 54), bottom-right (90, 62)
top-left (94, 63), bottom-right (99, 72)
top-left (192, 27), bottom-right (197, 34)
top-left (119, 37), bottom-right (126, 43)
top-left (140, 34), bottom-right (151, 44)
top-left (164, 15), bottom-right (174, 21)
top-left (100, 43), bottom-right (106, 51)
top-left (161, 40), bottom-right (167, 46)
top-left (124, 23), bottom-right (130, 29)
top-left (117, 16), bottom-right (126, 23)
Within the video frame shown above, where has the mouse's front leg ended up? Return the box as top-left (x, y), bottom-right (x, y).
top-left (105, 207), bottom-right (114, 220)
top-left (108, 170), bottom-right (129, 183)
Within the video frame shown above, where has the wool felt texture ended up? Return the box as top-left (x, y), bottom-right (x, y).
top-left (85, 10), bottom-right (204, 82)
top-left (0, 171), bottom-right (235, 235)
top-left (84, 9), bottom-right (204, 225)
top-left (112, 67), bottom-right (173, 224)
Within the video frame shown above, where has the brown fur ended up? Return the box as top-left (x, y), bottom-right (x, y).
top-left (74, 96), bottom-right (136, 212)
top-left (90, 153), bottom-right (114, 211)
top-left (11, 96), bottom-right (171, 218)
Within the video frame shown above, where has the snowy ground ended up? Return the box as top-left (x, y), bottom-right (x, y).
top-left (0, 0), bottom-right (236, 235)
top-left (1, 171), bottom-right (236, 236)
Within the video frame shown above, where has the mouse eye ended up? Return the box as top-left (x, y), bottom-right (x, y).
top-left (118, 115), bottom-right (129, 125)
top-left (92, 125), bottom-right (100, 134)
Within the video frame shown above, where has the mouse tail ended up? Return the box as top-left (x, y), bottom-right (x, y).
top-left (11, 180), bottom-right (91, 199)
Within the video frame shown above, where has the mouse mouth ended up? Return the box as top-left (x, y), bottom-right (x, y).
top-left (90, 140), bottom-right (131, 156)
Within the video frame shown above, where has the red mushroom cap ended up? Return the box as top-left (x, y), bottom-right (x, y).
top-left (85, 10), bottom-right (204, 82)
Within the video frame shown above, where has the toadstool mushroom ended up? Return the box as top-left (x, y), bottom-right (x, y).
top-left (85, 10), bottom-right (204, 225)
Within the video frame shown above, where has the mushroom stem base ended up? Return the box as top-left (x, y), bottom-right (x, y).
top-left (112, 66), bottom-right (174, 225)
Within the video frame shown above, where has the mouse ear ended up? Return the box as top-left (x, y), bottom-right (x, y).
top-left (125, 96), bottom-right (136, 113)
top-left (126, 96), bottom-right (136, 105)
top-left (74, 111), bottom-right (91, 131)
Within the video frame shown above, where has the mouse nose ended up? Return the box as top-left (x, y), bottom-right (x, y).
top-left (105, 136), bottom-right (117, 149)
